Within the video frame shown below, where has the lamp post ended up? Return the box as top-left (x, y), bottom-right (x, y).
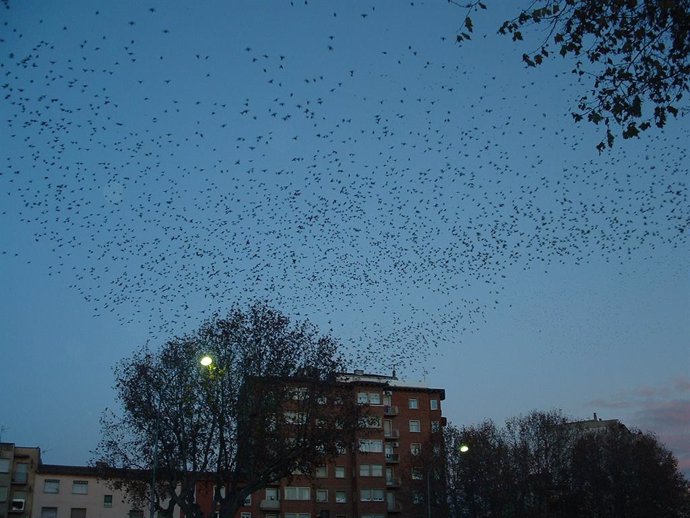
top-left (150, 393), bottom-right (162, 518)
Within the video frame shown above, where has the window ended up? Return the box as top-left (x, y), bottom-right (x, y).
top-left (284, 487), bottom-right (310, 501)
top-left (316, 489), bottom-right (328, 502)
top-left (0, 486), bottom-right (7, 502)
top-left (44, 480), bottom-right (60, 494)
top-left (411, 468), bottom-right (423, 480)
top-left (336, 443), bottom-right (347, 455)
top-left (284, 514), bottom-right (310, 518)
top-left (291, 387), bottom-right (308, 400)
top-left (359, 464), bottom-right (383, 477)
top-left (430, 399), bottom-right (438, 411)
top-left (128, 512), bottom-right (143, 518)
top-left (335, 491), bottom-right (347, 503)
top-left (315, 465), bottom-right (327, 478)
top-left (360, 489), bottom-right (385, 502)
top-left (357, 393), bottom-right (381, 405)
top-left (360, 415), bottom-right (382, 428)
top-left (335, 466), bottom-right (345, 478)
top-left (359, 439), bottom-right (383, 453)
top-left (240, 513), bottom-right (251, 518)
top-left (412, 492), bottom-right (424, 504)
top-left (408, 398), bottom-right (418, 409)
top-left (103, 495), bottom-right (113, 508)
top-left (284, 411), bottom-right (307, 424)
top-left (71, 509), bottom-right (87, 518)
top-left (243, 494), bottom-right (252, 506)
top-left (317, 396), bottom-right (327, 405)
top-left (409, 420), bottom-right (421, 433)
top-left (72, 481), bottom-right (88, 495)
top-left (12, 463), bottom-right (28, 484)
top-left (410, 443), bottom-right (421, 455)
top-left (431, 421), bottom-right (440, 432)
top-left (41, 508), bottom-right (57, 518)
top-left (265, 488), bottom-right (279, 501)
top-left (0, 459), bottom-right (9, 473)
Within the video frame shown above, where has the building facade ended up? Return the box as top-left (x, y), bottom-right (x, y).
top-left (0, 443), bottom-right (41, 518)
top-left (31, 465), bottom-right (180, 518)
top-left (196, 371), bottom-right (446, 518)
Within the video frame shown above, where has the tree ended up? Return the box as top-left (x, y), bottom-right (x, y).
top-left (444, 420), bottom-right (514, 518)
top-left (455, 1), bottom-right (690, 151)
top-left (565, 425), bottom-right (689, 518)
top-left (445, 410), bottom-right (689, 518)
top-left (94, 302), bottom-right (361, 518)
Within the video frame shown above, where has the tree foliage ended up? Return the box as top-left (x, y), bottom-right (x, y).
top-left (445, 410), bottom-right (689, 518)
top-left (455, 0), bottom-right (690, 151)
top-left (94, 302), bottom-right (361, 518)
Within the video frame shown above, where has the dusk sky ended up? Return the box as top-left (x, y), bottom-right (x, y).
top-left (1, 1), bottom-right (688, 475)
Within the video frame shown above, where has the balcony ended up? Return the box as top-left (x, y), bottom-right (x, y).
top-left (387, 502), bottom-right (403, 513)
top-left (384, 453), bottom-right (399, 463)
top-left (259, 499), bottom-right (280, 511)
top-left (384, 405), bottom-right (399, 416)
top-left (386, 477), bottom-right (401, 487)
top-left (384, 429), bottom-right (400, 440)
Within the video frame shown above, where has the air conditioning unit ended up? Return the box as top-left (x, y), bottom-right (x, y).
top-left (11, 499), bottom-right (26, 512)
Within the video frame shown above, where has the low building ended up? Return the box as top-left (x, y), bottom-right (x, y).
top-left (32, 465), bottom-right (180, 518)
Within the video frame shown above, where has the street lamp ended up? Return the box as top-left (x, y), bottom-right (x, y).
top-left (200, 355), bottom-right (213, 367)
top-left (459, 444), bottom-right (469, 453)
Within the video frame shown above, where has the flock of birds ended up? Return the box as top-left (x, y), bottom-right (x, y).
top-left (2, 1), bottom-right (687, 371)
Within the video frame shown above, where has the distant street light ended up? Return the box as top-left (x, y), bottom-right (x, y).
top-left (200, 355), bottom-right (213, 367)
top-left (459, 444), bottom-right (469, 453)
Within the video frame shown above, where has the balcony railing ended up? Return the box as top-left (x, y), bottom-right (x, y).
top-left (387, 502), bottom-right (403, 512)
top-left (259, 499), bottom-right (280, 511)
top-left (384, 405), bottom-right (399, 416)
top-left (384, 429), bottom-right (400, 439)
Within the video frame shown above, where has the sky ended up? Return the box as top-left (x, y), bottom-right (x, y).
top-left (1, 0), bottom-right (688, 476)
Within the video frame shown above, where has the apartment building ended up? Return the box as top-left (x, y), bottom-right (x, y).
top-left (0, 443), bottom-right (41, 518)
top-left (31, 465), bottom-right (180, 518)
top-left (197, 371), bottom-right (446, 518)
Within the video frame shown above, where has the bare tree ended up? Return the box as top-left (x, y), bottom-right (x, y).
top-left (445, 410), bottom-right (689, 518)
top-left (94, 302), bottom-right (361, 518)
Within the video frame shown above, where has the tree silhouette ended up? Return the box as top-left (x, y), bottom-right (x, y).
top-left (94, 302), bottom-right (361, 518)
top-left (445, 410), bottom-right (689, 518)
top-left (456, 0), bottom-right (690, 150)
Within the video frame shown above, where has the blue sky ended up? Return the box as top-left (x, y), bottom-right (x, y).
top-left (1, 0), bottom-right (688, 474)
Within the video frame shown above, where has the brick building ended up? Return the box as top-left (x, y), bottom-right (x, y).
top-left (196, 371), bottom-right (446, 518)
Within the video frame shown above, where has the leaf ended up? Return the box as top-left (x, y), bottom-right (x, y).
top-left (622, 123), bottom-right (639, 139)
top-left (464, 16), bottom-right (473, 33)
top-left (522, 53), bottom-right (535, 67)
